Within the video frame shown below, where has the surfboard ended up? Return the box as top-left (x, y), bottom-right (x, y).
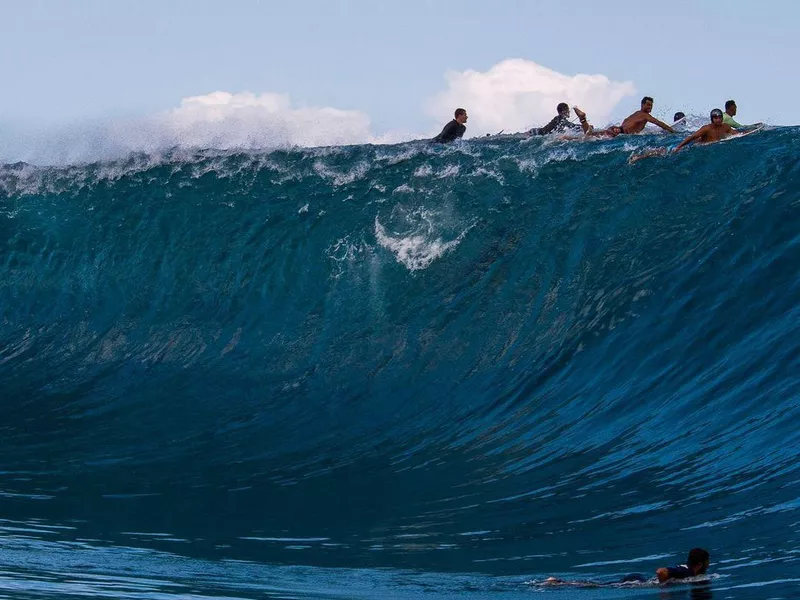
top-left (718, 124), bottom-right (764, 142)
top-left (670, 116), bottom-right (687, 129)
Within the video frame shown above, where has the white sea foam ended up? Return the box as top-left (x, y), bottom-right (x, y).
top-left (312, 160), bottom-right (370, 186)
top-left (374, 211), bottom-right (476, 272)
top-left (413, 164), bottom-right (434, 178)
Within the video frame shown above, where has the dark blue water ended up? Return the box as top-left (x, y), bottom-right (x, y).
top-left (2, 129), bottom-right (799, 599)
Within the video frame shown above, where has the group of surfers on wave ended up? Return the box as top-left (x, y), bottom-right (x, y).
top-left (432, 97), bottom-right (762, 159)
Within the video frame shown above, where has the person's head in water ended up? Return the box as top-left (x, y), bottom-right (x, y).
top-left (674, 111), bottom-right (686, 122)
top-left (687, 548), bottom-right (711, 575)
top-left (557, 102), bottom-right (570, 117)
top-left (454, 108), bottom-right (468, 124)
top-left (725, 100), bottom-right (737, 116)
top-left (710, 108), bottom-right (724, 124)
top-left (607, 125), bottom-right (624, 137)
top-left (641, 96), bottom-right (654, 113)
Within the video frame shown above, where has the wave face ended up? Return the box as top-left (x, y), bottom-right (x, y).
top-left (2, 130), bottom-right (800, 599)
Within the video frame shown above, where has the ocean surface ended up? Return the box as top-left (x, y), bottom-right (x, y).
top-left (2, 129), bottom-right (799, 599)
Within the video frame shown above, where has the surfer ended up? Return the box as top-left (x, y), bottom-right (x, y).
top-left (673, 112), bottom-right (688, 131)
top-left (723, 100), bottom-right (762, 130)
top-left (543, 548), bottom-right (711, 586)
top-left (526, 103), bottom-right (590, 136)
top-left (431, 108), bottom-right (468, 143)
top-left (629, 108), bottom-right (748, 162)
top-left (656, 548), bottom-right (711, 583)
top-left (558, 98), bottom-right (672, 140)
top-left (672, 108), bottom-right (744, 152)
top-left (618, 96), bottom-right (676, 134)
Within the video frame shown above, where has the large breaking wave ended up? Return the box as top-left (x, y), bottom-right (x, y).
top-left (1, 129), bottom-right (799, 599)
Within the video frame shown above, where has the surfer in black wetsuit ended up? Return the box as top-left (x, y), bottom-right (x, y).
top-left (431, 108), bottom-right (468, 143)
top-left (527, 103), bottom-right (590, 136)
top-left (656, 548), bottom-right (711, 583)
top-left (544, 548), bottom-right (711, 586)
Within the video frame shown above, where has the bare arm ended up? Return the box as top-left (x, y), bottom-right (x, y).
top-left (646, 113), bottom-right (675, 133)
top-left (673, 126), bottom-right (708, 152)
top-left (573, 106), bottom-right (591, 134)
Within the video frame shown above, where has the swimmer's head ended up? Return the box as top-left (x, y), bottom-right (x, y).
top-left (674, 112), bottom-right (685, 122)
top-left (557, 102), bottom-right (570, 117)
top-left (608, 125), bottom-right (623, 137)
top-left (710, 108), bottom-right (724, 123)
top-left (688, 548), bottom-right (711, 574)
top-left (641, 96), bottom-right (654, 113)
top-left (455, 108), bottom-right (468, 123)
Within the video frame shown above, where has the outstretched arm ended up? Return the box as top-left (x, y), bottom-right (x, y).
top-left (646, 113), bottom-right (675, 133)
top-left (724, 115), bottom-right (744, 128)
top-left (673, 127), bottom-right (706, 152)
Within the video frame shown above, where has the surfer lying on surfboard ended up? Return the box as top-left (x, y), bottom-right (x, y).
top-left (559, 97), bottom-right (674, 140)
top-left (629, 108), bottom-right (755, 163)
top-left (542, 548), bottom-right (711, 586)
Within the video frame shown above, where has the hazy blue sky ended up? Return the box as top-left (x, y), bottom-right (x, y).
top-left (1, 0), bottom-right (797, 157)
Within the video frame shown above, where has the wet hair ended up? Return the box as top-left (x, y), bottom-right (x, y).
top-left (710, 108), bottom-right (724, 120)
top-left (641, 96), bottom-right (654, 105)
top-left (674, 112), bottom-right (685, 121)
top-left (687, 548), bottom-right (710, 570)
top-left (725, 100), bottom-right (736, 110)
top-left (557, 102), bottom-right (569, 114)
top-left (454, 108), bottom-right (466, 118)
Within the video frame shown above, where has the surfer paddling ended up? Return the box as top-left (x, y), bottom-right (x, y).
top-left (558, 97), bottom-right (674, 140)
top-left (525, 103), bottom-right (590, 136)
top-left (431, 108), bottom-right (468, 143)
top-left (723, 99), bottom-right (763, 130)
top-left (629, 108), bottom-right (750, 163)
top-left (544, 548), bottom-right (711, 586)
top-left (672, 108), bottom-right (741, 151)
top-left (617, 96), bottom-right (676, 134)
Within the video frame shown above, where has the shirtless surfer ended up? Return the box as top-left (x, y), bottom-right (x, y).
top-left (672, 108), bottom-right (742, 152)
top-left (629, 108), bottom-right (746, 163)
top-left (619, 96), bottom-right (675, 134)
top-left (560, 98), bottom-right (673, 139)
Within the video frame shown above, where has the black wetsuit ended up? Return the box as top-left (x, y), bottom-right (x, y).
top-left (528, 114), bottom-right (582, 136)
top-left (432, 119), bottom-right (466, 143)
top-left (663, 565), bottom-right (697, 579)
top-left (622, 565), bottom-right (696, 583)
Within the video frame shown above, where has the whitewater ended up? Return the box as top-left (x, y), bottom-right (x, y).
top-left (1, 128), bottom-right (799, 599)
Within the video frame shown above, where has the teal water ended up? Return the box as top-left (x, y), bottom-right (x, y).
top-left (1, 129), bottom-right (799, 598)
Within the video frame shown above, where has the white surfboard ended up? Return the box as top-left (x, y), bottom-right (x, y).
top-left (718, 124), bottom-right (764, 142)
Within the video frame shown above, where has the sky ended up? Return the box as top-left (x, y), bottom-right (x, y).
top-left (2, 0), bottom-right (798, 162)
